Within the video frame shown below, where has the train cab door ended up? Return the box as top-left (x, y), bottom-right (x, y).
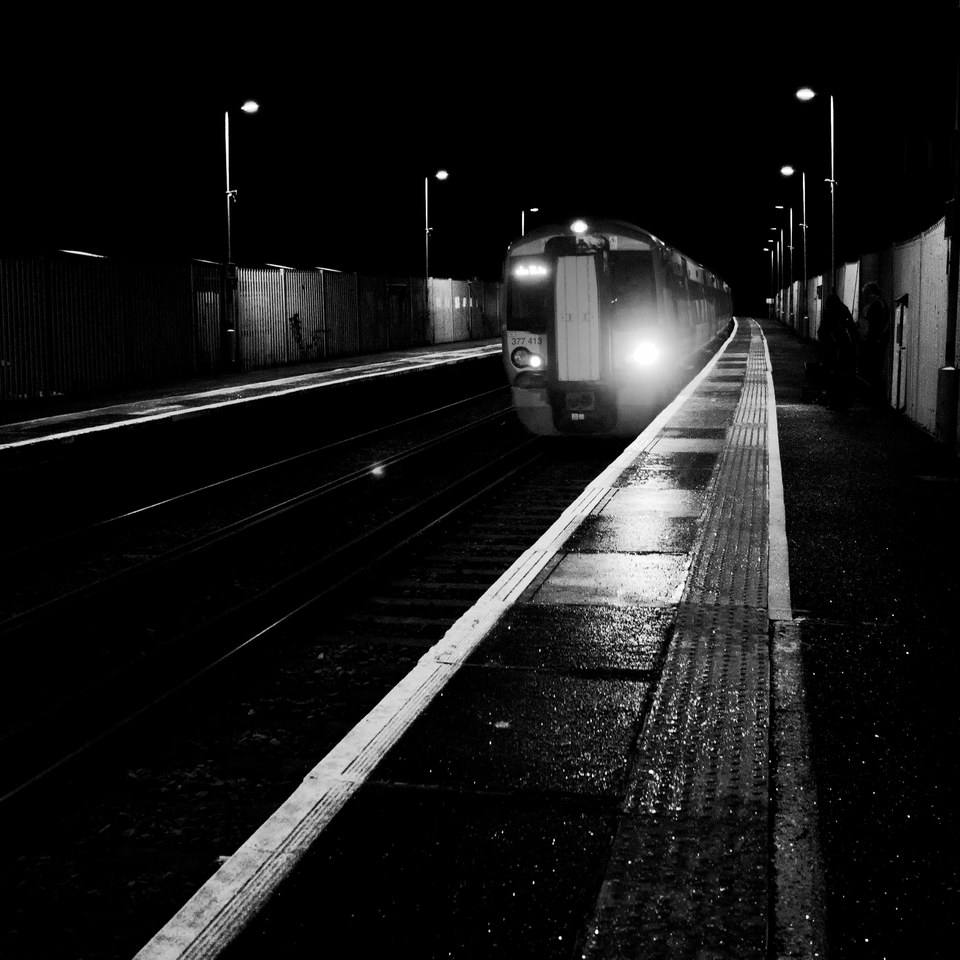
top-left (554, 255), bottom-right (601, 382)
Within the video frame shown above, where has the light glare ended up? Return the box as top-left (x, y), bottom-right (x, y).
top-left (781, 165), bottom-right (795, 176)
top-left (435, 169), bottom-right (449, 180)
top-left (570, 219), bottom-right (588, 234)
top-left (796, 87), bottom-right (815, 101)
top-left (241, 100), bottom-right (259, 113)
top-left (630, 342), bottom-right (660, 366)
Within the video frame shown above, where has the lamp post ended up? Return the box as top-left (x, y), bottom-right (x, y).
top-left (770, 225), bottom-right (781, 319)
top-left (424, 169), bottom-right (449, 281)
top-left (764, 247), bottom-right (774, 317)
top-left (775, 205), bottom-right (793, 305)
top-left (779, 230), bottom-right (784, 320)
top-left (223, 99), bottom-right (259, 368)
top-left (797, 87), bottom-right (835, 292)
top-left (521, 207), bottom-right (539, 236)
top-left (225, 99), bottom-right (259, 265)
top-left (781, 164), bottom-right (808, 333)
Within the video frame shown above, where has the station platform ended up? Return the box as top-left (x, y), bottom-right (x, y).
top-left (0, 339), bottom-right (501, 453)
top-left (17, 313), bottom-right (949, 958)
top-left (134, 317), bottom-right (830, 959)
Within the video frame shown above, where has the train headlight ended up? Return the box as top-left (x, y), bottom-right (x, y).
top-left (511, 346), bottom-right (544, 369)
top-left (629, 341), bottom-right (661, 366)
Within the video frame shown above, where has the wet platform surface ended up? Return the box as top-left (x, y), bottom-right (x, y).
top-left (136, 318), bottom-right (801, 959)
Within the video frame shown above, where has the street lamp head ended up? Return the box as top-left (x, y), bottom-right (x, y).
top-left (780, 165), bottom-right (795, 176)
top-left (435, 169), bottom-right (449, 180)
top-left (241, 100), bottom-right (259, 114)
top-left (795, 87), bottom-right (816, 102)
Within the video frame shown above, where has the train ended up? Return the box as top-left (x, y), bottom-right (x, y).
top-left (501, 218), bottom-right (732, 436)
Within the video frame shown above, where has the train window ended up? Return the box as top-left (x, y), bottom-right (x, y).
top-left (609, 251), bottom-right (655, 325)
top-left (507, 256), bottom-right (552, 331)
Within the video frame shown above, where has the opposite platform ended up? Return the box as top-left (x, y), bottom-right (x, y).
top-left (0, 339), bottom-right (501, 452)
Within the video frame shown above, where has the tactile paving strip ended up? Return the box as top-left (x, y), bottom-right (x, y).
top-left (582, 321), bottom-right (771, 958)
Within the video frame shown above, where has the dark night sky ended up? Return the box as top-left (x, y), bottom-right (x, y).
top-left (2, 5), bottom-right (957, 315)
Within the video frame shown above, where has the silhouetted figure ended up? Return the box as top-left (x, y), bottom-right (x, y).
top-left (818, 293), bottom-right (858, 408)
top-left (859, 281), bottom-right (890, 406)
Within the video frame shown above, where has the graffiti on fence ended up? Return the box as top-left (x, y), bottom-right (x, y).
top-left (288, 311), bottom-right (324, 359)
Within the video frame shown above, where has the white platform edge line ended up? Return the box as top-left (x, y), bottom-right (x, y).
top-left (759, 320), bottom-right (828, 958)
top-left (0, 345), bottom-right (502, 451)
top-left (759, 323), bottom-right (792, 621)
top-left (133, 321), bottom-right (740, 960)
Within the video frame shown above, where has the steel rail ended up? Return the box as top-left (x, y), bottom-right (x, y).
top-left (0, 401), bottom-right (513, 635)
top-left (0, 437), bottom-right (544, 806)
top-left (0, 386), bottom-right (509, 563)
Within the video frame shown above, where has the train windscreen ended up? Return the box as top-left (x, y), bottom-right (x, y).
top-left (506, 257), bottom-right (552, 332)
top-left (610, 251), bottom-right (656, 326)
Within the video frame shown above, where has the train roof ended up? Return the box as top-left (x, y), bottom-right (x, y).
top-left (507, 218), bottom-right (729, 291)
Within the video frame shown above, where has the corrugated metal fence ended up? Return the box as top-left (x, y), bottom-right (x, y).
top-left (775, 217), bottom-right (952, 437)
top-left (0, 255), bottom-right (502, 401)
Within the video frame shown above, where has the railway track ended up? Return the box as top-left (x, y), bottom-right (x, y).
top-left (0, 386), bottom-right (512, 607)
top-left (0, 389), bottom-right (529, 800)
top-left (1, 416), bottom-right (633, 959)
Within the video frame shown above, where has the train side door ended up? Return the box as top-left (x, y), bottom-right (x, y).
top-left (555, 256), bottom-right (601, 382)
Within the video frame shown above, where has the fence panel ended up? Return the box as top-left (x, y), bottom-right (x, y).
top-left (324, 272), bottom-right (359, 358)
top-left (450, 279), bottom-right (471, 341)
top-left (804, 277), bottom-right (820, 340)
top-left (192, 263), bottom-right (223, 373)
top-left (285, 270), bottom-right (325, 362)
top-left (429, 278), bottom-right (454, 343)
top-left (467, 281), bottom-right (483, 339)
top-left (386, 279), bottom-right (414, 349)
top-left (410, 279), bottom-right (429, 345)
top-left (892, 235), bottom-right (922, 417)
top-left (839, 261), bottom-right (861, 318)
top-left (913, 220), bottom-right (948, 433)
top-left (358, 275), bottom-right (389, 353)
top-left (0, 258), bottom-right (47, 400)
top-left (481, 281), bottom-right (500, 337)
top-left (237, 267), bottom-right (287, 371)
top-left (120, 261), bottom-right (195, 384)
top-left (46, 255), bottom-right (125, 396)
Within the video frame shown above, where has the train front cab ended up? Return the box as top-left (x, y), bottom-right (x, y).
top-left (504, 225), bottom-right (682, 437)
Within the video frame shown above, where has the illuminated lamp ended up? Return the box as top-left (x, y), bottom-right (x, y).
top-left (630, 341), bottom-right (661, 366)
top-left (511, 346), bottom-right (544, 369)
